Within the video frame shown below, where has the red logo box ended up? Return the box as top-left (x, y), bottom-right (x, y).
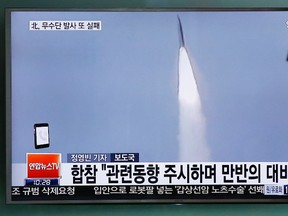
top-left (27, 153), bottom-right (61, 178)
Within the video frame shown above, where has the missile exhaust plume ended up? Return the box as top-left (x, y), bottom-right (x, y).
top-left (177, 17), bottom-right (210, 161)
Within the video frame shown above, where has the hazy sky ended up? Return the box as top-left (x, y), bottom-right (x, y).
top-left (10, 10), bottom-right (288, 162)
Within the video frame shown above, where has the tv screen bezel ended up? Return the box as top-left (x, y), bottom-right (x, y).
top-left (6, 7), bottom-right (288, 204)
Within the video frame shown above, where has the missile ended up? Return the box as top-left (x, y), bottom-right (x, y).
top-left (177, 16), bottom-right (184, 94)
top-left (177, 16), bottom-right (199, 95)
top-left (177, 16), bottom-right (209, 162)
top-left (178, 16), bottom-right (185, 48)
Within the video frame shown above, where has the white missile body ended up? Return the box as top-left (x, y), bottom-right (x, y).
top-left (178, 17), bottom-right (210, 161)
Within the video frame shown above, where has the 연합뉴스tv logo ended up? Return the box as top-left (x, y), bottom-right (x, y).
top-left (26, 153), bottom-right (61, 179)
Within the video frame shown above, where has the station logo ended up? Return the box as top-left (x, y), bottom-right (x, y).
top-left (26, 153), bottom-right (61, 179)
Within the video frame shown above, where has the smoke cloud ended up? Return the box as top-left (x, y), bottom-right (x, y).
top-left (178, 47), bottom-right (210, 162)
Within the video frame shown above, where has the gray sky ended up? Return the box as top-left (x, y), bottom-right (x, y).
top-left (10, 11), bottom-right (288, 162)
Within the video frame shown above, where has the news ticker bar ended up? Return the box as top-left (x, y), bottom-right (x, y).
top-left (19, 162), bottom-right (288, 185)
top-left (11, 185), bottom-right (288, 201)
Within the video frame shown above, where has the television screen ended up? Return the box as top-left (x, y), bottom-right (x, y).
top-left (6, 8), bottom-right (288, 203)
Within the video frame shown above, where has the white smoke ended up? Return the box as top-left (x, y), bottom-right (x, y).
top-left (178, 46), bottom-right (210, 162)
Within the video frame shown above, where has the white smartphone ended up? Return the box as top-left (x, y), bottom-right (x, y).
top-left (34, 123), bottom-right (50, 149)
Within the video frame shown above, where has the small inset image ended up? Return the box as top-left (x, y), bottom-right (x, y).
top-left (34, 123), bottom-right (50, 149)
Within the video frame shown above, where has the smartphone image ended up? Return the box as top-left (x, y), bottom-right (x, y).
top-left (34, 123), bottom-right (50, 149)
